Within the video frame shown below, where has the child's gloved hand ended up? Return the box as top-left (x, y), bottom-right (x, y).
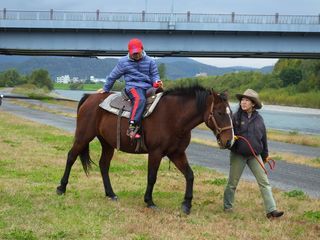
top-left (97, 88), bottom-right (106, 93)
top-left (153, 80), bottom-right (163, 88)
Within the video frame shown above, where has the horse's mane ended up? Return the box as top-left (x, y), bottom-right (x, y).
top-left (163, 85), bottom-right (211, 114)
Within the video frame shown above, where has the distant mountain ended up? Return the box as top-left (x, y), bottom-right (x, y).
top-left (259, 65), bottom-right (274, 73)
top-left (0, 55), bottom-right (273, 80)
top-left (0, 56), bottom-right (118, 80)
top-left (157, 58), bottom-right (265, 79)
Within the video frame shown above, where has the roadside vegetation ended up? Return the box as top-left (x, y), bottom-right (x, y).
top-left (0, 111), bottom-right (319, 240)
top-left (8, 99), bottom-right (77, 118)
top-left (267, 129), bottom-right (320, 147)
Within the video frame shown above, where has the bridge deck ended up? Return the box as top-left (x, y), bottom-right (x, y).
top-left (1, 10), bottom-right (320, 58)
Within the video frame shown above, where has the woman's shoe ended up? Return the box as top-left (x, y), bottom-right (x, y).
top-left (266, 210), bottom-right (284, 219)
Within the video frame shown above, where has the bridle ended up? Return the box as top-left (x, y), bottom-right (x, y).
top-left (207, 93), bottom-right (233, 136)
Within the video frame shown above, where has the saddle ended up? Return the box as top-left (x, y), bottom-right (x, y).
top-left (99, 88), bottom-right (163, 152)
top-left (99, 88), bottom-right (163, 119)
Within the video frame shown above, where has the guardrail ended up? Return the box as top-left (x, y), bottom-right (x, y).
top-left (1, 9), bottom-right (319, 25)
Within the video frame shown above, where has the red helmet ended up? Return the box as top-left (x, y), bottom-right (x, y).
top-left (128, 38), bottom-right (143, 55)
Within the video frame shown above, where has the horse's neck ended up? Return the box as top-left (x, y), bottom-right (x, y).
top-left (174, 99), bottom-right (204, 132)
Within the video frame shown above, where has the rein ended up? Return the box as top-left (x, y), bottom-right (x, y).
top-left (207, 95), bottom-right (233, 135)
top-left (234, 135), bottom-right (276, 175)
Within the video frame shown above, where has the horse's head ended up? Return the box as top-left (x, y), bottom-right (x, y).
top-left (204, 91), bottom-right (234, 149)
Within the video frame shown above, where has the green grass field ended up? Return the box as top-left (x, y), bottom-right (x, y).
top-left (0, 112), bottom-right (319, 240)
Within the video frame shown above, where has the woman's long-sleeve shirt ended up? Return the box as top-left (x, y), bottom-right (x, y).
top-left (230, 110), bottom-right (269, 160)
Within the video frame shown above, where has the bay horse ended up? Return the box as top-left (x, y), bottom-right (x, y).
top-left (56, 85), bottom-right (234, 214)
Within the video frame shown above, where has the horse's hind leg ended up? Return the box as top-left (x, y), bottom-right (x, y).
top-left (56, 140), bottom-right (90, 195)
top-left (167, 151), bottom-right (194, 215)
top-left (98, 137), bottom-right (117, 200)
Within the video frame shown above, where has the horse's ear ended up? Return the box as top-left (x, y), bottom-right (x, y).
top-left (219, 89), bottom-right (229, 100)
top-left (211, 88), bottom-right (217, 95)
top-left (220, 89), bottom-right (228, 94)
top-left (211, 90), bottom-right (220, 103)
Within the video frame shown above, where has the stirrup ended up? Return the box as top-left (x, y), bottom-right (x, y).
top-left (126, 126), bottom-right (140, 139)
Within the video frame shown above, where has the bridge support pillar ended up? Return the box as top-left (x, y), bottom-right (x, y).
top-left (96, 9), bottom-right (100, 21)
top-left (142, 10), bottom-right (145, 22)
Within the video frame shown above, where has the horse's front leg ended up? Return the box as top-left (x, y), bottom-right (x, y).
top-left (144, 151), bottom-right (162, 208)
top-left (168, 151), bottom-right (194, 215)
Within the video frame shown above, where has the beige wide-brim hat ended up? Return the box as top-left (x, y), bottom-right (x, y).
top-left (236, 89), bottom-right (262, 109)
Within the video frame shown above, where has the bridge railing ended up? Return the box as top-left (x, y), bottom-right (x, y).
top-left (1, 9), bottom-right (319, 25)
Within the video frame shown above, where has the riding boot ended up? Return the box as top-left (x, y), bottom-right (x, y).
top-left (127, 122), bottom-right (141, 139)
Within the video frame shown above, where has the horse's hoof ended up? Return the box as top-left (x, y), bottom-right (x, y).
top-left (108, 195), bottom-right (118, 201)
top-left (56, 186), bottom-right (66, 195)
top-left (181, 204), bottom-right (191, 215)
top-left (146, 200), bottom-right (157, 209)
top-left (148, 204), bottom-right (157, 209)
top-left (147, 204), bottom-right (159, 211)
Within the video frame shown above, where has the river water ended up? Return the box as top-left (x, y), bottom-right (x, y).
top-left (54, 89), bottom-right (320, 135)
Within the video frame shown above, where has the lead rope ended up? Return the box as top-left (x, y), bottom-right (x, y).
top-left (234, 135), bottom-right (276, 175)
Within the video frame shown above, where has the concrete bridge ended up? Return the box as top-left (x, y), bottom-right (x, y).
top-left (0, 9), bottom-right (320, 58)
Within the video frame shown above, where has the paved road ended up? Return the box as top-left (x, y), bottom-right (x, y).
top-left (1, 99), bottom-right (320, 198)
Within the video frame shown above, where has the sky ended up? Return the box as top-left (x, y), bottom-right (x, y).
top-left (1, 0), bottom-right (319, 67)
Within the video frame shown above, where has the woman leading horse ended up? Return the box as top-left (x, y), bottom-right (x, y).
top-left (56, 85), bottom-right (234, 214)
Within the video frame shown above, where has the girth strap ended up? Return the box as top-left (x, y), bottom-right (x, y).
top-left (117, 106), bottom-right (125, 150)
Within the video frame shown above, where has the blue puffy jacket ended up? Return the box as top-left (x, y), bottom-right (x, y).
top-left (103, 51), bottom-right (160, 92)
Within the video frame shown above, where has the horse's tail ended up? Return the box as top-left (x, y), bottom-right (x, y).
top-left (79, 144), bottom-right (95, 176)
top-left (76, 93), bottom-right (96, 175)
top-left (77, 94), bottom-right (91, 113)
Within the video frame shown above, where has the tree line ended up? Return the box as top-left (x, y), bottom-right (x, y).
top-left (162, 59), bottom-right (320, 108)
top-left (0, 68), bottom-right (53, 90)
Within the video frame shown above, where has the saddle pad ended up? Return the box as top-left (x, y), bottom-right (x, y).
top-left (110, 95), bottom-right (132, 112)
top-left (99, 92), bottom-right (163, 119)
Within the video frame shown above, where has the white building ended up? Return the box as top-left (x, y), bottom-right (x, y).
top-left (195, 72), bottom-right (208, 77)
top-left (71, 77), bottom-right (80, 83)
top-left (90, 76), bottom-right (105, 83)
top-left (56, 75), bottom-right (71, 84)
